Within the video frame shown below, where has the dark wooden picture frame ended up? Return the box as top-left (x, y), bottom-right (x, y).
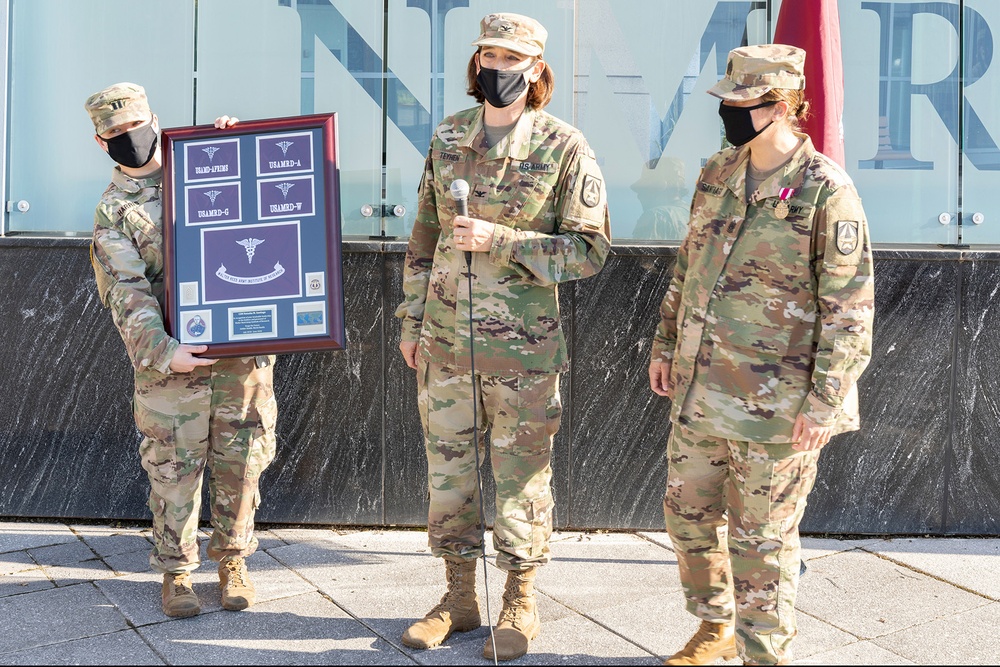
top-left (162, 113), bottom-right (345, 357)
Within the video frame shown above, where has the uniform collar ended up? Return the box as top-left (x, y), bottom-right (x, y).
top-left (111, 165), bottom-right (162, 194)
top-left (459, 105), bottom-right (536, 160)
top-left (722, 132), bottom-right (814, 203)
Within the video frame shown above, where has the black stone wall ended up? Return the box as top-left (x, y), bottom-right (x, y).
top-left (0, 238), bottom-right (994, 534)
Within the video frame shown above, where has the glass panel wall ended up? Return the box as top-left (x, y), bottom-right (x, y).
top-left (2, 0), bottom-right (995, 245)
top-left (844, 0), bottom-right (961, 245)
top-left (960, 0), bottom-right (1000, 243)
top-left (7, 0), bottom-right (194, 233)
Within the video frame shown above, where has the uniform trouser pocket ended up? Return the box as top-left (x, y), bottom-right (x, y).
top-left (206, 362), bottom-right (277, 561)
top-left (488, 373), bottom-right (560, 570)
top-left (727, 441), bottom-right (820, 664)
top-left (134, 394), bottom-right (205, 573)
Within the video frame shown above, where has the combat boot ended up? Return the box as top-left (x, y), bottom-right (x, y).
top-left (161, 572), bottom-right (200, 618)
top-left (483, 569), bottom-right (540, 662)
top-left (663, 620), bottom-right (737, 665)
top-left (218, 556), bottom-right (256, 610)
top-left (402, 557), bottom-right (481, 649)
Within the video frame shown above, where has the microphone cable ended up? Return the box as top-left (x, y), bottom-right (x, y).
top-left (451, 179), bottom-right (498, 665)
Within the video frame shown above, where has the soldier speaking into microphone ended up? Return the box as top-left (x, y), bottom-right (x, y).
top-left (648, 45), bottom-right (875, 665)
top-left (395, 12), bottom-right (610, 661)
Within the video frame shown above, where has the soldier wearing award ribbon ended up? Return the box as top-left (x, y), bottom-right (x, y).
top-left (648, 46), bottom-right (875, 665)
top-left (395, 13), bottom-right (611, 661)
top-left (85, 83), bottom-right (278, 619)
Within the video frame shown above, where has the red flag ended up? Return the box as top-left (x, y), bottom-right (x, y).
top-left (774, 0), bottom-right (846, 168)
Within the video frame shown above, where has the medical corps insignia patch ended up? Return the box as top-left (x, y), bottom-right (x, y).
top-left (837, 220), bottom-right (859, 255)
top-left (581, 174), bottom-right (602, 208)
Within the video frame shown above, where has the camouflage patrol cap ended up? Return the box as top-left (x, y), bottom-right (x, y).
top-left (707, 44), bottom-right (806, 101)
top-left (84, 82), bottom-right (151, 136)
top-left (471, 13), bottom-right (546, 57)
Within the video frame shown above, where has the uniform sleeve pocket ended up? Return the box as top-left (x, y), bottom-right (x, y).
top-left (816, 334), bottom-right (864, 397)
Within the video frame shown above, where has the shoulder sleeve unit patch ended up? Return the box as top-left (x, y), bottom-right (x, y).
top-left (581, 174), bottom-right (602, 208)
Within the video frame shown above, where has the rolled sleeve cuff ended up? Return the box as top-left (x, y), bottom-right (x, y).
top-left (489, 224), bottom-right (517, 267)
top-left (801, 391), bottom-right (842, 427)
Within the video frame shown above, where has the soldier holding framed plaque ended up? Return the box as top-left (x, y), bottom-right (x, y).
top-left (86, 83), bottom-right (281, 619)
top-left (161, 112), bottom-right (345, 357)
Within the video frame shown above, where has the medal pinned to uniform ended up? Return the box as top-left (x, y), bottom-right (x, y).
top-left (774, 187), bottom-right (795, 219)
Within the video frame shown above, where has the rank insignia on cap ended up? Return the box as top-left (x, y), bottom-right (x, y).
top-left (837, 220), bottom-right (859, 254)
top-left (582, 174), bottom-right (602, 208)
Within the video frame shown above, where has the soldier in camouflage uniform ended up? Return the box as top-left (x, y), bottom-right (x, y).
top-left (395, 13), bottom-right (610, 662)
top-left (85, 84), bottom-right (278, 619)
top-left (648, 46), bottom-right (875, 665)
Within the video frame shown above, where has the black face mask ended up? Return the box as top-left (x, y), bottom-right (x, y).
top-left (476, 61), bottom-right (534, 109)
top-left (718, 100), bottom-right (778, 146)
top-left (104, 121), bottom-right (158, 168)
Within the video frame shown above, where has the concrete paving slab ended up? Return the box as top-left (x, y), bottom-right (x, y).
top-left (537, 533), bottom-right (681, 613)
top-left (580, 598), bottom-right (851, 664)
top-left (0, 522), bottom-right (76, 554)
top-left (794, 640), bottom-right (915, 664)
top-left (137, 591), bottom-right (412, 665)
top-left (0, 567), bottom-right (54, 598)
top-left (794, 549), bottom-right (990, 639)
top-left (0, 550), bottom-right (36, 576)
top-left (69, 524), bottom-right (153, 559)
top-left (579, 594), bottom-right (714, 661)
top-left (0, 583), bottom-right (130, 654)
top-left (316, 528), bottom-right (435, 554)
top-left (412, 613), bottom-right (658, 666)
top-left (95, 549), bottom-right (311, 627)
top-left (281, 544), bottom-right (493, 649)
top-left (269, 536), bottom-right (441, 575)
top-left (265, 526), bottom-right (341, 545)
top-left (865, 537), bottom-right (1000, 600)
top-left (102, 545), bottom-right (155, 575)
top-left (799, 537), bottom-right (887, 562)
top-left (790, 610), bottom-right (859, 660)
top-left (29, 539), bottom-right (116, 586)
top-left (253, 528), bottom-right (288, 552)
top-left (872, 600), bottom-right (1000, 665)
top-left (28, 539), bottom-right (97, 566)
top-left (0, 629), bottom-right (164, 665)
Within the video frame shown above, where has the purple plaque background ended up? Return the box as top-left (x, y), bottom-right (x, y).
top-left (258, 175), bottom-right (315, 219)
top-left (185, 182), bottom-right (241, 226)
top-left (257, 132), bottom-right (313, 176)
top-left (202, 222), bottom-right (301, 304)
top-left (185, 138), bottom-right (241, 182)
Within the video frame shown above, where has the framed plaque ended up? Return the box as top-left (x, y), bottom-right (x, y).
top-left (162, 113), bottom-right (345, 357)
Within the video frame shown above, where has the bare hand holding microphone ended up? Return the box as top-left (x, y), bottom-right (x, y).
top-left (449, 179), bottom-right (496, 261)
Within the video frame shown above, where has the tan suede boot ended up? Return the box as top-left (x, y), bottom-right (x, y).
top-left (663, 620), bottom-right (737, 665)
top-left (401, 558), bottom-right (481, 649)
top-left (218, 556), bottom-right (256, 611)
top-left (483, 569), bottom-right (541, 662)
top-left (161, 572), bottom-right (200, 618)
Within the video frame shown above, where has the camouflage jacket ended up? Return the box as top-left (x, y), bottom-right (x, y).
top-left (396, 106), bottom-right (611, 375)
top-left (651, 134), bottom-right (875, 442)
top-left (91, 167), bottom-right (180, 375)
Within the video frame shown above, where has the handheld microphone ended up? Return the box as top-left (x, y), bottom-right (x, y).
top-left (450, 179), bottom-right (471, 267)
